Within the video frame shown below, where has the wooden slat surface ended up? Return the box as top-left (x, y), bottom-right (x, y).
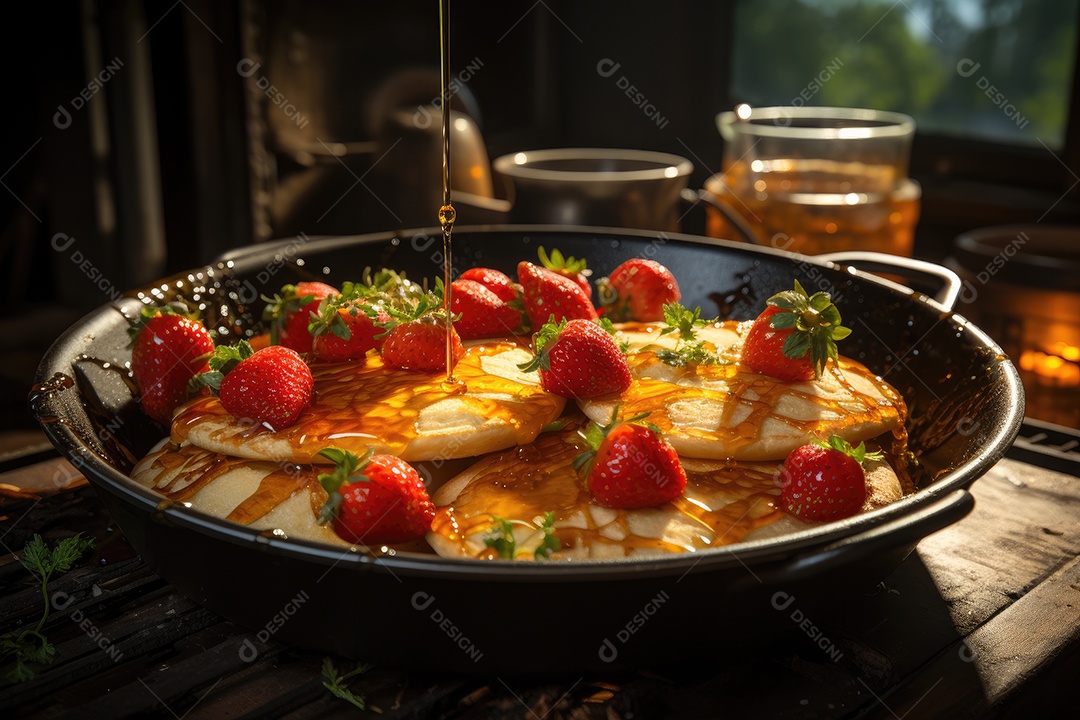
top-left (0, 456), bottom-right (1077, 718)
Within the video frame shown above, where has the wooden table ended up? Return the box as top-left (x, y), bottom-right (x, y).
top-left (1, 443), bottom-right (1077, 719)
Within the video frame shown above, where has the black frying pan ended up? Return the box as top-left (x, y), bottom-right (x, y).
top-left (31, 227), bottom-right (1023, 673)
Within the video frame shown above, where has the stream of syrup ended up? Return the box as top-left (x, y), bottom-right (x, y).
top-left (438, 0), bottom-right (458, 385)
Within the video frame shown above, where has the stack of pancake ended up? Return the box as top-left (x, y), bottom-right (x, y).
top-left (133, 324), bottom-right (907, 560)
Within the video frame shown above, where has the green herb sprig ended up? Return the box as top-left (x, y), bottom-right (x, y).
top-left (0, 533), bottom-right (95, 683)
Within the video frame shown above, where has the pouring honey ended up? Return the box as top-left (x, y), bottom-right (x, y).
top-left (438, 0), bottom-right (459, 387)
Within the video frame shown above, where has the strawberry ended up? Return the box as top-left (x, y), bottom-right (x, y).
top-left (742, 280), bottom-right (852, 382)
top-left (459, 267), bottom-right (517, 302)
top-left (190, 341), bottom-right (313, 430)
top-left (517, 261), bottom-right (597, 328)
top-left (537, 246), bottom-right (592, 299)
top-left (262, 281), bottom-right (338, 353)
top-left (596, 259), bottom-right (680, 322)
top-left (376, 285), bottom-right (463, 372)
top-left (382, 317), bottom-right (464, 371)
top-left (450, 279), bottom-right (522, 339)
top-left (130, 306), bottom-right (215, 425)
top-left (779, 435), bottom-right (882, 521)
top-left (518, 318), bottom-right (631, 399)
top-left (317, 447), bottom-right (435, 544)
top-left (309, 299), bottom-right (388, 361)
top-left (574, 410), bottom-right (686, 509)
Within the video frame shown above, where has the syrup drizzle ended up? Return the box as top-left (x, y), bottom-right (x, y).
top-left (429, 427), bottom-right (787, 558)
top-left (172, 342), bottom-right (564, 463)
top-left (438, 0), bottom-right (458, 385)
top-left (601, 320), bottom-right (904, 458)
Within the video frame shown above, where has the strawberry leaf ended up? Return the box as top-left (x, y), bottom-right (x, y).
top-left (316, 447), bottom-right (373, 524)
top-left (517, 316), bottom-right (565, 373)
top-left (187, 370), bottom-right (223, 394)
top-left (814, 435), bottom-right (885, 465)
top-left (782, 331), bottom-right (811, 360)
top-left (126, 303), bottom-right (198, 345)
top-left (538, 246), bottom-right (589, 275)
top-left (764, 281), bottom-right (851, 378)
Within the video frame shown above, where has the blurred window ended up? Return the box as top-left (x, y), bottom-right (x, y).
top-left (731, 0), bottom-right (1077, 149)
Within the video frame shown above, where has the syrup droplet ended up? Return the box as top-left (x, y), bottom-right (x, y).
top-left (438, 204), bottom-right (456, 229)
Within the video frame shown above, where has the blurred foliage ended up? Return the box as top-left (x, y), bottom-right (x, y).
top-left (732, 0), bottom-right (1077, 146)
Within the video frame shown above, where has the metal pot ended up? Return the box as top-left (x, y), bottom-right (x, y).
top-left (32, 227), bottom-right (1023, 673)
top-left (493, 150), bottom-right (693, 232)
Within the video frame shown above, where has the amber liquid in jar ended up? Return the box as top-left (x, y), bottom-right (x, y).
top-left (705, 158), bottom-right (920, 256)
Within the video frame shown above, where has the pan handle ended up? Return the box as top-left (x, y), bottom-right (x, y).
top-left (814, 251), bottom-right (961, 310)
top-left (752, 489), bottom-right (975, 587)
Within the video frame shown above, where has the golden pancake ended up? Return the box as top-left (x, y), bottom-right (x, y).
top-left (426, 426), bottom-right (903, 561)
top-left (131, 440), bottom-right (346, 546)
top-left (577, 322), bottom-right (903, 461)
top-left (172, 341), bottom-right (565, 464)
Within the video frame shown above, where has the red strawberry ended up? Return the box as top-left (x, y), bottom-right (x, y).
top-left (779, 435), bottom-right (881, 521)
top-left (538, 246), bottom-right (592, 299)
top-left (742, 280), bottom-right (852, 382)
top-left (597, 259), bottom-right (680, 322)
top-left (309, 300), bottom-right (388, 361)
top-left (575, 411), bottom-right (686, 509)
top-left (263, 281), bottom-right (338, 353)
top-left (381, 317), bottom-right (464, 371)
top-left (518, 319), bottom-right (631, 398)
top-left (191, 342), bottom-right (313, 430)
top-left (459, 267), bottom-right (517, 303)
top-left (517, 261), bottom-right (597, 328)
top-left (317, 448), bottom-right (435, 544)
top-left (450, 279), bottom-right (522, 339)
top-left (130, 307), bottom-right (215, 425)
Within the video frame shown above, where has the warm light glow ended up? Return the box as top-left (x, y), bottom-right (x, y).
top-left (514, 152), bottom-right (528, 165)
top-left (664, 166), bottom-right (679, 178)
top-left (454, 117), bottom-right (469, 132)
top-left (735, 103), bottom-right (752, 120)
top-left (1050, 341), bottom-right (1080, 362)
top-left (1020, 348), bottom-right (1080, 386)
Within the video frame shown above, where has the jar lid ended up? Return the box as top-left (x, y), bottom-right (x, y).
top-left (952, 225), bottom-right (1080, 292)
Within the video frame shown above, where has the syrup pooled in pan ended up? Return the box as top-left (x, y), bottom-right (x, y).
top-left (171, 341), bottom-right (564, 463)
top-left (430, 427), bottom-right (785, 558)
